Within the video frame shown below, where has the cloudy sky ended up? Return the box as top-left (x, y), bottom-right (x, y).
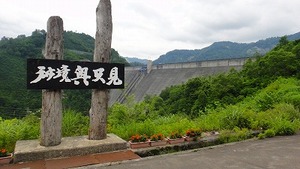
top-left (1, 0), bottom-right (300, 60)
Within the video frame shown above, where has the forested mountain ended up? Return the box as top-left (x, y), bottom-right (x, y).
top-left (125, 57), bottom-right (148, 66)
top-left (153, 32), bottom-right (300, 64)
top-left (0, 30), bottom-right (129, 118)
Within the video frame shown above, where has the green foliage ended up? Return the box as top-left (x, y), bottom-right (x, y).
top-left (258, 129), bottom-right (276, 139)
top-left (109, 75), bottom-right (300, 142)
top-left (242, 39), bottom-right (300, 88)
top-left (108, 112), bottom-right (194, 140)
top-left (272, 119), bottom-right (298, 136)
top-left (0, 110), bottom-right (89, 152)
top-left (278, 36), bottom-right (289, 47)
top-left (218, 128), bottom-right (252, 143)
top-left (64, 31), bottom-right (94, 53)
top-left (108, 95), bottom-right (161, 127)
top-left (62, 109), bottom-right (89, 137)
top-left (194, 112), bottom-right (222, 131)
top-left (157, 39), bottom-right (300, 117)
top-left (63, 90), bottom-right (91, 116)
top-left (220, 106), bottom-right (253, 130)
top-left (264, 129), bottom-right (276, 138)
top-left (0, 114), bottom-right (40, 152)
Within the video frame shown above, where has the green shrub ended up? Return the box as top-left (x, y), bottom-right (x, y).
top-left (264, 129), bottom-right (276, 138)
top-left (220, 107), bottom-right (252, 129)
top-left (62, 109), bottom-right (89, 137)
top-left (272, 119), bottom-right (297, 136)
top-left (0, 114), bottom-right (40, 152)
top-left (194, 109), bottom-right (222, 131)
top-left (218, 128), bottom-right (252, 143)
top-left (255, 91), bottom-right (279, 111)
top-left (284, 94), bottom-right (300, 110)
top-left (268, 103), bottom-right (298, 120)
top-left (258, 133), bottom-right (266, 139)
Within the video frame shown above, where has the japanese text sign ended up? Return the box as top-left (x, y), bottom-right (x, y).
top-left (27, 59), bottom-right (124, 89)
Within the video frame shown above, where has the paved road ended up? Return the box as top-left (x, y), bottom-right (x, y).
top-left (79, 134), bottom-right (300, 169)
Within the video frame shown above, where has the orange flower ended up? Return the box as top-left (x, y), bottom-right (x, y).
top-left (130, 134), bottom-right (148, 143)
top-left (0, 148), bottom-right (8, 157)
top-left (185, 129), bottom-right (202, 137)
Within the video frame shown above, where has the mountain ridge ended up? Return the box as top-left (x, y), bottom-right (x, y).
top-left (152, 32), bottom-right (300, 64)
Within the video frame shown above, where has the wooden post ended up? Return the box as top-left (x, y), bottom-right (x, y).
top-left (40, 16), bottom-right (64, 146)
top-left (89, 0), bottom-right (112, 140)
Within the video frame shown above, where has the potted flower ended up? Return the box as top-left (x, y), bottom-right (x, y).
top-left (129, 134), bottom-right (150, 149)
top-left (168, 131), bottom-right (185, 144)
top-left (0, 148), bottom-right (13, 165)
top-left (185, 129), bottom-right (202, 142)
top-left (150, 133), bottom-right (167, 147)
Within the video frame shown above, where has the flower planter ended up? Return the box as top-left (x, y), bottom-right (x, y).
top-left (168, 137), bottom-right (185, 144)
top-left (150, 140), bottom-right (167, 147)
top-left (129, 141), bottom-right (150, 149)
top-left (185, 136), bottom-right (199, 142)
top-left (0, 153), bottom-right (13, 165)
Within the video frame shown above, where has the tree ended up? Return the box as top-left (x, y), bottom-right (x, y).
top-left (278, 35), bottom-right (289, 46)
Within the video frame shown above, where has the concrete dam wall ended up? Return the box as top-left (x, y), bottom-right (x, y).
top-left (109, 58), bottom-right (249, 105)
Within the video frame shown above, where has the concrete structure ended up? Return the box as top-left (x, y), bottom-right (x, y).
top-left (13, 134), bottom-right (127, 163)
top-left (110, 58), bottom-right (250, 105)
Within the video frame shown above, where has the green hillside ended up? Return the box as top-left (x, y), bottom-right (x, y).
top-left (0, 30), bottom-right (129, 118)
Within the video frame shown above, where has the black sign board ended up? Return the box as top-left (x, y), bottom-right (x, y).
top-left (27, 59), bottom-right (124, 89)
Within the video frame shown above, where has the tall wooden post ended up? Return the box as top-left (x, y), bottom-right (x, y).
top-left (89, 0), bottom-right (112, 140)
top-left (40, 16), bottom-right (64, 146)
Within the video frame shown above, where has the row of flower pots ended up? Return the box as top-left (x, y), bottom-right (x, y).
top-left (129, 129), bottom-right (202, 149)
top-left (129, 136), bottom-right (201, 149)
top-left (0, 148), bottom-right (13, 166)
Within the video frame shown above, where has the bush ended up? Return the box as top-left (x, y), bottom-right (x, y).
top-left (62, 109), bottom-right (89, 137)
top-left (194, 113), bottom-right (222, 131)
top-left (0, 114), bottom-right (40, 152)
top-left (220, 106), bottom-right (252, 129)
top-left (272, 119), bottom-right (297, 136)
top-left (218, 128), bottom-right (252, 143)
top-left (0, 110), bottom-right (92, 152)
top-left (257, 133), bottom-right (266, 139)
top-left (284, 94), bottom-right (300, 110)
top-left (264, 129), bottom-right (276, 138)
top-left (258, 129), bottom-right (276, 139)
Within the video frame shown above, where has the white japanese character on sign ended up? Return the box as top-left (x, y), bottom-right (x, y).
top-left (46, 67), bottom-right (55, 81)
top-left (106, 67), bottom-right (122, 85)
top-left (72, 65), bottom-right (91, 86)
top-left (92, 68), bottom-right (106, 84)
top-left (30, 66), bottom-right (56, 84)
top-left (30, 66), bottom-right (47, 84)
top-left (53, 65), bottom-right (71, 82)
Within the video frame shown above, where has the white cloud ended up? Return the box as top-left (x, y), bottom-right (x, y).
top-left (1, 0), bottom-right (300, 60)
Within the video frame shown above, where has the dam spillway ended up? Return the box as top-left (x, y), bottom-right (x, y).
top-left (109, 58), bottom-right (250, 105)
